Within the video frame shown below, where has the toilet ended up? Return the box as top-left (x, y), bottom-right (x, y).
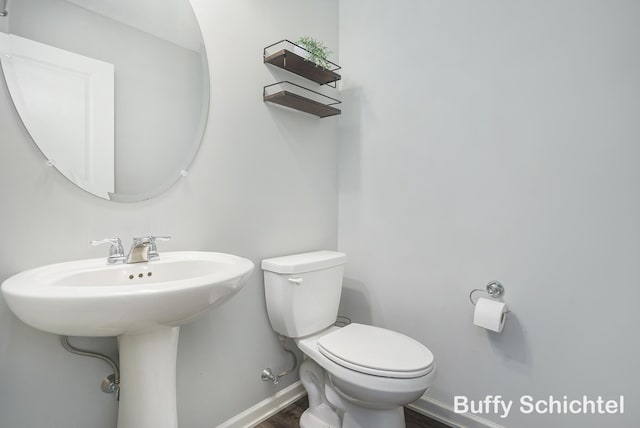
top-left (262, 251), bottom-right (435, 428)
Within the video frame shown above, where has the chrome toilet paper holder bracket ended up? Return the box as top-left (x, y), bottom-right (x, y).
top-left (469, 281), bottom-right (510, 313)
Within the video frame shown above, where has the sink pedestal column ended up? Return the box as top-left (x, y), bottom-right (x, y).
top-left (117, 326), bottom-right (180, 428)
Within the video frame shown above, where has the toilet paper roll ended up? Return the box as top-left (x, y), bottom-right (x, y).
top-left (473, 298), bottom-right (508, 333)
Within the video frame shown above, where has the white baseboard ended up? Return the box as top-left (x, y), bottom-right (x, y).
top-left (408, 396), bottom-right (505, 428)
top-left (216, 381), bottom-right (306, 428)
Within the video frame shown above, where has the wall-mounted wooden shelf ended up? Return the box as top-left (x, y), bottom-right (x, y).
top-left (263, 41), bottom-right (342, 118)
top-left (263, 40), bottom-right (341, 86)
top-left (264, 81), bottom-right (341, 118)
top-left (264, 50), bottom-right (341, 86)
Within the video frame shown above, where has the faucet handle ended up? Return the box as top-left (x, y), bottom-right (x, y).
top-left (130, 235), bottom-right (171, 244)
top-left (90, 238), bottom-right (125, 264)
top-left (148, 236), bottom-right (171, 259)
top-left (131, 235), bottom-right (171, 260)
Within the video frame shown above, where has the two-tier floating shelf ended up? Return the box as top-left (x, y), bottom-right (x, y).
top-left (263, 40), bottom-right (342, 118)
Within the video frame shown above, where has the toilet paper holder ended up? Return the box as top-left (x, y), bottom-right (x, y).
top-left (469, 281), bottom-right (510, 312)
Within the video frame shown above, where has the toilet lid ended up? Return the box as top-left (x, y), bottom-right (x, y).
top-left (317, 324), bottom-right (434, 379)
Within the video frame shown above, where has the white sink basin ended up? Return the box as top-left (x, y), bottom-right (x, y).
top-left (1, 251), bottom-right (254, 336)
top-left (1, 251), bottom-right (254, 428)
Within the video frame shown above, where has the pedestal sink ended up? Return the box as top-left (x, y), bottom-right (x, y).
top-left (1, 251), bottom-right (254, 428)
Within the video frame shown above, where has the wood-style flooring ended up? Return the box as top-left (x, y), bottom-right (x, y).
top-left (255, 397), bottom-right (452, 428)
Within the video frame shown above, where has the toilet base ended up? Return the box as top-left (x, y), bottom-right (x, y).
top-left (339, 402), bottom-right (404, 428)
top-left (298, 358), bottom-right (407, 428)
top-left (327, 377), bottom-right (405, 428)
top-left (300, 404), bottom-right (341, 428)
top-left (299, 406), bottom-right (404, 428)
top-left (299, 359), bottom-right (342, 427)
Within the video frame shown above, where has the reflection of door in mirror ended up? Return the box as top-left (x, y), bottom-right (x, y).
top-left (0, 33), bottom-right (115, 199)
top-left (1, 0), bottom-right (210, 202)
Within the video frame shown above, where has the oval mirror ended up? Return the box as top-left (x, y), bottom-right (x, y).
top-left (0, 0), bottom-right (209, 201)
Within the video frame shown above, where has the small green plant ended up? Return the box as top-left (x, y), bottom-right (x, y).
top-left (295, 36), bottom-right (332, 70)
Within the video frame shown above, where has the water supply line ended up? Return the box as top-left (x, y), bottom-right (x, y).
top-left (61, 336), bottom-right (120, 399)
top-left (1, 0), bottom-right (8, 17)
top-left (261, 335), bottom-right (298, 385)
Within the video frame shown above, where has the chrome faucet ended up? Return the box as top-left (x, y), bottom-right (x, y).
top-left (90, 238), bottom-right (126, 264)
top-left (126, 236), bottom-right (172, 264)
top-left (91, 236), bottom-right (171, 264)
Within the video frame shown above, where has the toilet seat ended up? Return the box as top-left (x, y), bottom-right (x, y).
top-left (317, 324), bottom-right (434, 379)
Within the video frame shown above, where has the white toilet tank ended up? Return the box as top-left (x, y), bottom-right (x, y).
top-left (262, 251), bottom-right (347, 338)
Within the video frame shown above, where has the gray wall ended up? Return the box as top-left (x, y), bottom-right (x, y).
top-left (338, 1), bottom-right (640, 427)
top-left (0, 0), bottom-right (339, 427)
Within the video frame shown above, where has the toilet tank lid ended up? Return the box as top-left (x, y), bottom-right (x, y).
top-left (262, 251), bottom-right (346, 274)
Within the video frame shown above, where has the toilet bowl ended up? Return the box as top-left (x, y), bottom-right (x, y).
top-left (297, 325), bottom-right (435, 428)
top-left (262, 251), bottom-right (435, 428)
